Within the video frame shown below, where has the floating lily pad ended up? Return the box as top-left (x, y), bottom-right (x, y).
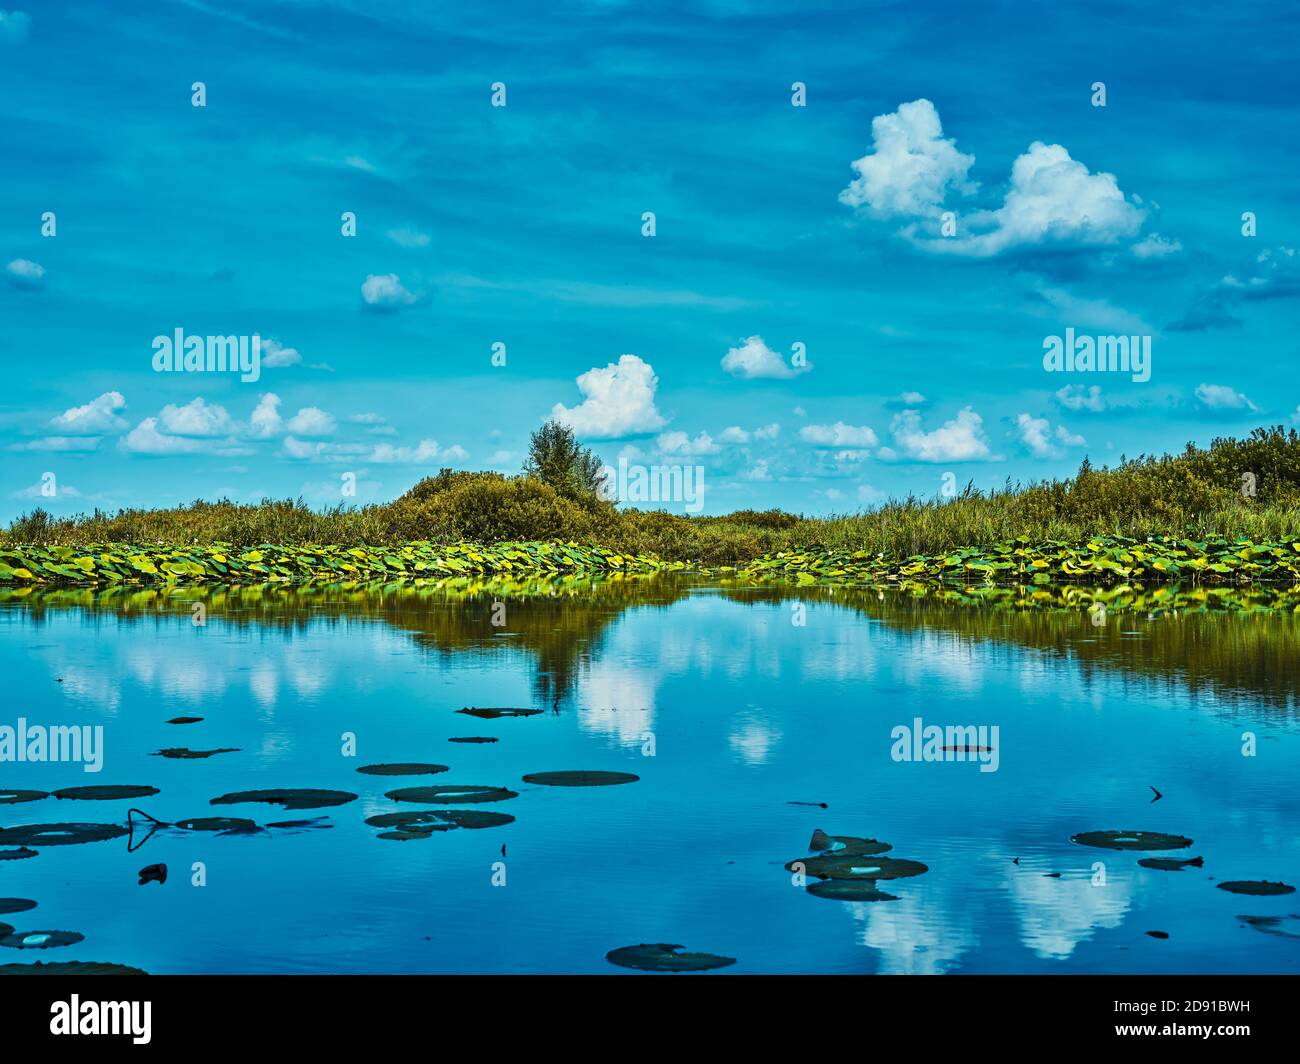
top-left (606, 943), bottom-right (736, 973)
top-left (376, 829), bottom-right (444, 841)
top-left (521, 770), bottom-right (640, 787)
top-left (0, 923), bottom-right (10, 937)
top-left (0, 823), bottom-right (128, 847)
top-left (366, 809), bottom-right (515, 833)
top-left (1216, 880), bottom-right (1296, 896)
top-left (457, 707), bottom-right (543, 719)
top-left (0, 899), bottom-right (37, 915)
top-left (1, 930), bottom-right (84, 950)
top-left (266, 818), bottom-right (332, 831)
top-left (209, 789), bottom-right (357, 810)
top-left (806, 831), bottom-right (892, 857)
top-left (385, 785), bottom-right (518, 804)
top-left (53, 785), bottom-right (160, 802)
top-left (1138, 856), bottom-right (1204, 871)
top-left (1146, 930), bottom-right (1170, 940)
top-left (449, 736), bottom-right (498, 744)
top-left (1071, 830), bottom-right (1193, 851)
top-left (355, 763), bottom-right (450, 777)
top-left (1238, 914), bottom-right (1300, 939)
top-left (153, 748), bottom-right (240, 759)
top-left (167, 717), bottom-right (204, 724)
top-left (0, 960), bottom-right (147, 975)
top-left (785, 854), bottom-right (928, 881)
top-left (0, 790), bottom-right (48, 805)
top-left (174, 817), bottom-right (263, 836)
top-left (0, 848), bottom-right (38, 861)
top-left (806, 880), bottom-right (900, 902)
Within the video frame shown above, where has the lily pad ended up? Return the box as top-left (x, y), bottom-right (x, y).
top-left (0, 848), bottom-right (38, 861)
top-left (0, 960), bottom-right (147, 975)
top-left (0, 823), bottom-right (128, 847)
top-left (1138, 856), bottom-right (1204, 871)
top-left (0, 899), bottom-right (37, 915)
top-left (153, 748), bottom-right (240, 759)
top-left (521, 770), bottom-right (640, 787)
top-left (0, 930), bottom-right (84, 950)
top-left (365, 809), bottom-right (515, 833)
top-left (785, 854), bottom-right (929, 881)
top-left (1216, 880), bottom-right (1296, 896)
top-left (266, 818), bottom-right (332, 831)
top-left (209, 789), bottom-right (357, 810)
top-left (606, 943), bottom-right (736, 972)
top-left (1071, 830), bottom-right (1193, 851)
top-left (806, 880), bottom-right (900, 902)
top-left (807, 831), bottom-right (892, 856)
top-left (449, 737), bottom-right (498, 744)
top-left (355, 763), bottom-right (449, 777)
top-left (457, 707), bottom-right (543, 719)
top-left (385, 785), bottom-right (517, 804)
top-left (0, 790), bottom-right (48, 805)
top-left (167, 717), bottom-right (204, 724)
top-left (1238, 914), bottom-right (1300, 939)
top-left (174, 817), bottom-right (263, 836)
top-left (53, 785), bottom-right (160, 802)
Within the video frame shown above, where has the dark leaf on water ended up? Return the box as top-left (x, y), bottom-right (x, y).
top-left (167, 717), bottom-right (204, 725)
top-left (209, 789), bottom-right (357, 810)
top-left (385, 785), bottom-right (517, 804)
top-left (0, 930), bottom-right (85, 950)
top-left (1238, 914), bottom-right (1300, 939)
top-left (457, 707), bottom-right (543, 719)
top-left (0, 823), bottom-right (128, 847)
top-left (266, 818), bottom-right (332, 831)
top-left (0, 960), bottom-right (147, 975)
top-left (606, 943), bottom-right (736, 973)
top-left (355, 763), bottom-right (450, 777)
top-left (521, 770), bottom-right (639, 787)
top-left (1138, 856), bottom-right (1204, 871)
top-left (0, 790), bottom-right (48, 805)
top-left (785, 854), bottom-right (928, 881)
top-left (53, 785), bottom-right (160, 802)
top-left (153, 748), bottom-right (240, 760)
top-left (366, 809), bottom-right (515, 833)
top-left (449, 737), bottom-right (498, 744)
top-left (138, 863), bottom-right (166, 885)
top-left (0, 848), bottom-right (38, 861)
top-left (174, 817), bottom-right (263, 835)
top-left (0, 899), bottom-right (37, 915)
top-left (806, 880), bottom-right (900, 902)
top-left (1216, 880), bottom-right (1296, 896)
top-left (1071, 830), bottom-right (1193, 851)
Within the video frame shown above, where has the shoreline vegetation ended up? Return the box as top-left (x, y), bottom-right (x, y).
top-left (4, 426), bottom-right (1300, 589)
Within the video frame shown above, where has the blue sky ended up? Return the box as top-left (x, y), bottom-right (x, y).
top-left (1, 0), bottom-right (1297, 521)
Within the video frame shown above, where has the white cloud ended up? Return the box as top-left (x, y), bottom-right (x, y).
top-left (15, 480), bottom-right (78, 499)
top-left (49, 391), bottom-right (127, 434)
top-left (6, 258), bottom-right (44, 287)
top-left (1056, 425), bottom-right (1086, 447)
top-left (248, 393), bottom-right (282, 438)
top-left (387, 227), bottom-right (431, 248)
top-left (1132, 233), bottom-right (1183, 259)
top-left (741, 460), bottom-right (771, 481)
top-left (720, 335), bottom-right (809, 379)
top-left (0, 11), bottom-right (30, 44)
top-left (551, 354), bottom-right (666, 438)
top-left (159, 397), bottom-right (233, 437)
top-left (367, 439), bottom-right (455, 463)
top-left (891, 407), bottom-right (990, 462)
top-left (260, 338), bottom-right (302, 368)
top-left (1055, 384), bottom-right (1106, 412)
top-left (657, 430), bottom-right (720, 456)
top-left (719, 426), bottom-right (750, 443)
top-left (1033, 286), bottom-right (1151, 333)
top-left (285, 406), bottom-right (336, 436)
top-left (839, 98), bottom-right (976, 217)
top-left (898, 391), bottom-right (926, 406)
top-left (1016, 414), bottom-right (1085, 457)
top-left (754, 423), bottom-right (781, 440)
top-left (1195, 383), bottom-right (1258, 412)
top-left (11, 436), bottom-right (101, 453)
top-left (360, 273), bottom-right (420, 309)
top-left (799, 421), bottom-right (878, 447)
top-left (120, 418), bottom-right (209, 455)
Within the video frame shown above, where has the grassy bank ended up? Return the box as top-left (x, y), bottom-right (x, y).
top-left (4, 426), bottom-right (1300, 571)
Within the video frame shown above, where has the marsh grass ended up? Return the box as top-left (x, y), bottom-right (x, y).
top-left (7, 427), bottom-right (1300, 564)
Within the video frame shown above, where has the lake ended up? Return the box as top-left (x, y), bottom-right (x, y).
top-left (2, 577), bottom-right (1297, 974)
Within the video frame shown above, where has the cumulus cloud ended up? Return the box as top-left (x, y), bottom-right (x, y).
top-left (799, 422), bottom-right (879, 447)
top-left (720, 426), bottom-right (750, 443)
top-left (159, 397), bottom-right (233, 437)
top-left (720, 335), bottom-right (809, 379)
top-left (1132, 233), bottom-right (1183, 259)
top-left (248, 394), bottom-right (282, 438)
top-left (360, 273), bottom-right (420, 310)
top-left (839, 99), bottom-right (976, 217)
top-left (260, 339), bottom-right (302, 368)
top-left (551, 354), bottom-right (666, 438)
top-left (891, 407), bottom-right (990, 462)
top-left (11, 436), bottom-right (102, 453)
top-left (1195, 383), bottom-right (1258, 413)
top-left (1055, 384), bottom-right (1106, 413)
top-left (49, 391), bottom-right (127, 434)
top-left (285, 406), bottom-right (336, 436)
top-left (657, 430), bottom-right (720, 456)
top-left (1016, 413), bottom-right (1086, 457)
top-left (120, 417), bottom-right (210, 455)
top-left (6, 258), bottom-right (44, 288)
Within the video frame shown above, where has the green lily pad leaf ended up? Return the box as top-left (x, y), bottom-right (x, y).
top-left (355, 763), bottom-right (450, 776)
top-left (0, 790), bottom-right (49, 805)
top-left (0, 823), bottom-right (129, 847)
top-left (1216, 880), bottom-right (1296, 896)
top-left (53, 785), bottom-right (160, 801)
top-left (385, 785), bottom-right (517, 804)
top-left (806, 880), bottom-right (900, 902)
top-left (606, 943), bottom-right (736, 972)
top-left (1071, 830), bottom-right (1193, 851)
top-left (449, 737), bottom-right (498, 744)
top-left (167, 717), bottom-right (204, 725)
top-left (266, 818), bottom-right (332, 831)
top-left (0, 848), bottom-right (38, 861)
top-left (154, 748), bottom-right (240, 759)
top-left (1238, 914), bottom-right (1300, 939)
top-left (0, 960), bottom-right (148, 975)
top-left (209, 789), bottom-right (357, 810)
top-left (785, 854), bottom-right (929, 881)
top-left (457, 707), bottom-right (543, 719)
top-left (806, 831), bottom-right (892, 856)
top-left (366, 809), bottom-right (515, 833)
top-left (521, 770), bottom-right (640, 787)
top-left (1138, 856), bottom-right (1204, 871)
top-left (174, 817), bottom-right (263, 836)
top-left (1, 929), bottom-right (85, 950)
top-left (0, 899), bottom-right (38, 915)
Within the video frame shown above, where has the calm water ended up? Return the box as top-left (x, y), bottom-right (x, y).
top-left (2, 578), bottom-right (1297, 974)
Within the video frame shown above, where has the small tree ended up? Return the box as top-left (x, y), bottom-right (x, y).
top-left (523, 419), bottom-right (608, 503)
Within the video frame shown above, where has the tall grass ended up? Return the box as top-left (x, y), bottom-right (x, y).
top-left (7, 427), bottom-right (1300, 564)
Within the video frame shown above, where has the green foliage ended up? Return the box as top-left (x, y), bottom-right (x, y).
top-left (522, 419), bottom-right (607, 504)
